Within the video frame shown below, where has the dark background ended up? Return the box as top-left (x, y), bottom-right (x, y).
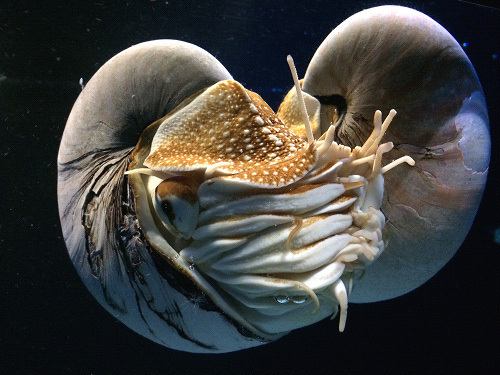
top-left (1, 0), bottom-right (498, 373)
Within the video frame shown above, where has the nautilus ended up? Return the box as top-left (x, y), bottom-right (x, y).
top-left (58, 6), bottom-right (490, 353)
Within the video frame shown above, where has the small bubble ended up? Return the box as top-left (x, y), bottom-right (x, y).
top-left (275, 295), bottom-right (289, 304)
top-left (462, 42), bottom-right (468, 47)
top-left (290, 295), bottom-right (308, 304)
top-left (492, 53), bottom-right (498, 60)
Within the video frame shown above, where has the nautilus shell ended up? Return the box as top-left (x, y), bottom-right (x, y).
top-left (57, 6), bottom-right (490, 353)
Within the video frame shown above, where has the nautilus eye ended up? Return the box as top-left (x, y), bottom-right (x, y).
top-left (58, 5), bottom-right (489, 353)
top-left (152, 177), bottom-right (199, 239)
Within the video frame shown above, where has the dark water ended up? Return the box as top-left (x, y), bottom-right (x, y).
top-left (1, 0), bottom-right (498, 373)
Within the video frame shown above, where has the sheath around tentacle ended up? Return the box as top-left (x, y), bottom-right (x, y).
top-left (299, 5), bottom-right (490, 302)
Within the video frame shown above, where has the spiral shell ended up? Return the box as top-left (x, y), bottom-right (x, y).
top-left (57, 6), bottom-right (490, 353)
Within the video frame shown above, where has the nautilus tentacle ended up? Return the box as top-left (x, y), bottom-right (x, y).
top-left (129, 71), bottom-right (413, 336)
top-left (299, 5), bottom-right (490, 302)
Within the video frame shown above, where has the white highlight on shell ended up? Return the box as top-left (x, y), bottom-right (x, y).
top-left (249, 103), bottom-right (258, 113)
top-left (268, 134), bottom-right (279, 142)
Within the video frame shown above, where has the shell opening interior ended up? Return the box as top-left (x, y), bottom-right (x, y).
top-left (126, 78), bottom-right (414, 335)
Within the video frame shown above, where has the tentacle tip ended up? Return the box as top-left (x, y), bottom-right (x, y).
top-left (338, 304), bottom-right (347, 332)
top-left (310, 293), bottom-right (320, 314)
top-left (339, 321), bottom-right (346, 332)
